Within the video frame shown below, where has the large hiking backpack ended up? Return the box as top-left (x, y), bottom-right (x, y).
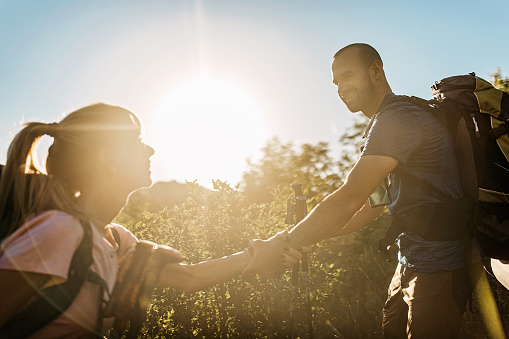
top-left (385, 73), bottom-right (509, 259)
top-left (431, 73), bottom-right (509, 259)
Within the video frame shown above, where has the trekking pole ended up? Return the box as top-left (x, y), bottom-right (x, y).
top-left (301, 248), bottom-right (313, 339)
top-left (285, 182), bottom-right (313, 338)
top-left (288, 253), bottom-right (299, 339)
top-left (285, 186), bottom-right (299, 339)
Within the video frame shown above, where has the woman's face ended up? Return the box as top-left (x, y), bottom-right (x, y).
top-left (108, 136), bottom-right (155, 194)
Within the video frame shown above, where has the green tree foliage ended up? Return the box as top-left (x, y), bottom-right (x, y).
top-left (241, 138), bottom-right (344, 206)
top-left (240, 116), bottom-right (370, 207)
top-left (336, 115), bottom-right (370, 178)
top-left (241, 116), bottom-right (369, 207)
top-left (491, 68), bottom-right (509, 91)
top-left (118, 181), bottom-right (208, 224)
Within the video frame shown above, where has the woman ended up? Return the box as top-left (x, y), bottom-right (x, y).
top-left (0, 103), bottom-right (299, 338)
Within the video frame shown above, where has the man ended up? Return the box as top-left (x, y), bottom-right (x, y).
top-left (245, 43), bottom-right (472, 338)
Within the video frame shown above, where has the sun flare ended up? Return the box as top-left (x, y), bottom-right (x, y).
top-left (148, 74), bottom-right (267, 187)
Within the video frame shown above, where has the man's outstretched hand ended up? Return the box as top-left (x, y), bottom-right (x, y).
top-left (242, 230), bottom-right (308, 278)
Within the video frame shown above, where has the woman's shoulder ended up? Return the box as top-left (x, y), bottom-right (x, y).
top-left (27, 210), bottom-right (84, 238)
top-left (0, 210), bottom-right (86, 281)
top-left (1, 210), bottom-right (84, 250)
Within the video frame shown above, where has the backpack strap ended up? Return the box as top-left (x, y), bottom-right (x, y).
top-left (397, 168), bottom-right (456, 205)
top-left (110, 224), bottom-right (121, 247)
top-left (1, 219), bottom-right (104, 338)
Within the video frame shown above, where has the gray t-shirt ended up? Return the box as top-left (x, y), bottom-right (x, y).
top-left (362, 96), bottom-right (463, 215)
top-left (361, 94), bottom-right (466, 272)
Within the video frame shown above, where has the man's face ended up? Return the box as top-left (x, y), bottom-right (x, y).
top-left (332, 49), bottom-right (375, 113)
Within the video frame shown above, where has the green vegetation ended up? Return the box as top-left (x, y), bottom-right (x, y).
top-left (491, 68), bottom-right (509, 91)
top-left (118, 177), bottom-right (398, 338)
top-left (113, 72), bottom-right (509, 338)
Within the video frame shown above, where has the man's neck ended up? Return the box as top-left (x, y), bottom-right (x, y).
top-left (362, 86), bottom-right (392, 118)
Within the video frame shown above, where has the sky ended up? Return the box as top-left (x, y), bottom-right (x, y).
top-left (1, 0), bottom-right (508, 189)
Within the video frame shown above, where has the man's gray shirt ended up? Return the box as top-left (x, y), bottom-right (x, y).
top-left (361, 94), bottom-right (466, 272)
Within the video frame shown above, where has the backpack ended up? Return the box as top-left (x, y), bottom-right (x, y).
top-left (0, 216), bottom-right (105, 338)
top-left (381, 73), bottom-right (509, 260)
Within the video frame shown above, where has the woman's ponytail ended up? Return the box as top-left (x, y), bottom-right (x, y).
top-left (0, 122), bottom-right (68, 240)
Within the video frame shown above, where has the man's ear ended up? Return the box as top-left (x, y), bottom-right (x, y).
top-left (369, 60), bottom-right (384, 81)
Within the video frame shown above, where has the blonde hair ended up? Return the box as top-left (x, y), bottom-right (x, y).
top-left (0, 103), bottom-right (142, 240)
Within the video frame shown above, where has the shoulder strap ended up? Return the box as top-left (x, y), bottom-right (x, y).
top-left (2, 219), bottom-right (101, 339)
top-left (373, 95), bottom-right (449, 133)
top-left (383, 95), bottom-right (442, 117)
top-left (396, 167), bottom-right (456, 205)
top-left (110, 225), bottom-right (121, 247)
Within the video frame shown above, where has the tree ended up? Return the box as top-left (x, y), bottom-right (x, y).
top-left (118, 181), bottom-right (209, 224)
top-left (336, 115), bottom-right (369, 179)
top-left (491, 68), bottom-right (509, 91)
top-left (241, 137), bottom-right (343, 206)
top-left (240, 114), bottom-right (370, 206)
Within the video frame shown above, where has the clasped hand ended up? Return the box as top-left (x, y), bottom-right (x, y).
top-left (243, 230), bottom-right (309, 278)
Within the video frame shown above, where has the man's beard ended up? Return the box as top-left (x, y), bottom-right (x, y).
top-left (343, 80), bottom-right (375, 113)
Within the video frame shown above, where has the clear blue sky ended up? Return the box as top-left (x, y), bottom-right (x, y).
top-left (1, 0), bottom-right (508, 187)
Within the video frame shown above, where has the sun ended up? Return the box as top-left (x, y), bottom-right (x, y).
top-left (147, 74), bottom-right (267, 188)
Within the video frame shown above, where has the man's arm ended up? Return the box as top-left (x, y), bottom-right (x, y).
top-left (287, 155), bottom-right (397, 247)
top-left (327, 200), bottom-right (385, 238)
top-left (243, 155), bottom-right (397, 277)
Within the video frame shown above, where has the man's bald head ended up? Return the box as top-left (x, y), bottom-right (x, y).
top-left (333, 43), bottom-right (382, 69)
